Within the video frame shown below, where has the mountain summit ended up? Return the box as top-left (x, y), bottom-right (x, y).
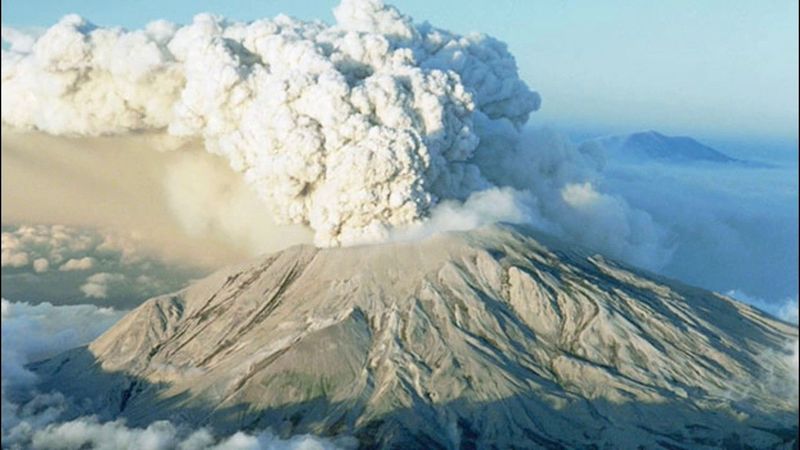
top-left (588, 131), bottom-right (737, 163)
top-left (33, 224), bottom-right (798, 449)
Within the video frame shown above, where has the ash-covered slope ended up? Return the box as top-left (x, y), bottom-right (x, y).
top-left (33, 224), bottom-right (798, 449)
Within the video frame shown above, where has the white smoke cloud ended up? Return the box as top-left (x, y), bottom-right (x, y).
top-left (465, 127), bottom-right (672, 270)
top-left (387, 187), bottom-right (540, 243)
top-left (377, 124), bottom-right (672, 270)
top-left (0, 299), bottom-right (351, 450)
top-left (1, 0), bottom-right (673, 272)
top-left (1, 129), bottom-right (313, 267)
top-left (162, 153), bottom-right (313, 256)
top-left (1, 0), bottom-right (540, 248)
top-left (0, 26), bottom-right (38, 53)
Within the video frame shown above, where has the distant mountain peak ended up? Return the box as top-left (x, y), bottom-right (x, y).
top-left (591, 130), bottom-right (738, 163)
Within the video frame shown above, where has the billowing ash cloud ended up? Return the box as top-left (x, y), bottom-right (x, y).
top-left (388, 128), bottom-right (672, 269)
top-left (1, 0), bottom-right (539, 247)
top-left (1, 299), bottom-right (351, 449)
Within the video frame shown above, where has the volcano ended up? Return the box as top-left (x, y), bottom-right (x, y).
top-left (588, 131), bottom-right (738, 164)
top-left (31, 224), bottom-right (798, 449)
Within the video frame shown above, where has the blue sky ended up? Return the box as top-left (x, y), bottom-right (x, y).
top-left (2, 0), bottom-right (798, 144)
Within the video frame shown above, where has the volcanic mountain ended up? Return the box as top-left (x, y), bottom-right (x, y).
top-left (587, 131), bottom-right (738, 164)
top-left (32, 224), bottom-right (798, 449)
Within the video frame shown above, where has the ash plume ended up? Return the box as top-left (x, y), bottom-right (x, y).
top-left (1, 0), bottom-right (670, 270)
top-left (1, 0), bottom-right (538, 247)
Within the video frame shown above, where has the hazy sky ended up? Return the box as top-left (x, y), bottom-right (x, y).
top-left (2, 0), bottom-right (798, 142)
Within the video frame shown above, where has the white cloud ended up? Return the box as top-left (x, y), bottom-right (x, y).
top-left (1, 0), bottom-right (539, 248)
top-left (80, 273), bottom-right (126, 299)
top-left (1, 249), bottom-right (29, 268)
top-left (389, 187), bottom-right (542, 243)
top-left (162, 153), bottom-right (313, 256)
top-left (58, 257), bottom-right (95, 272)
top-left (27, 419), bottom-right (347, 450)
top-left (32, 258), bottom-right (49, 273)
top-left (2, 226), bottom-right (107, 270)
top-left (469, 128), bottom-right (672, 271)
top-left (1, 224), bottom-right (204, 308)
top-left (0, 0), bottom-right (681, 278)
top-left (2, 0), bottom-right (791, 312)
top-left (0, 299), bottom-right (124, 388)
top-left (561, 182), bottom-right (602, 208)
top-left (1, 26), bottom-right (37, 53)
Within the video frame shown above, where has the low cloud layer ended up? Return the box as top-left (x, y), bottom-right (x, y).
top-left (1, 225), bottom-right (204, 309)
top-left (1, 299), bottom-right (350, 450)
top-left (594, 156), bottom-right (799, 304)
